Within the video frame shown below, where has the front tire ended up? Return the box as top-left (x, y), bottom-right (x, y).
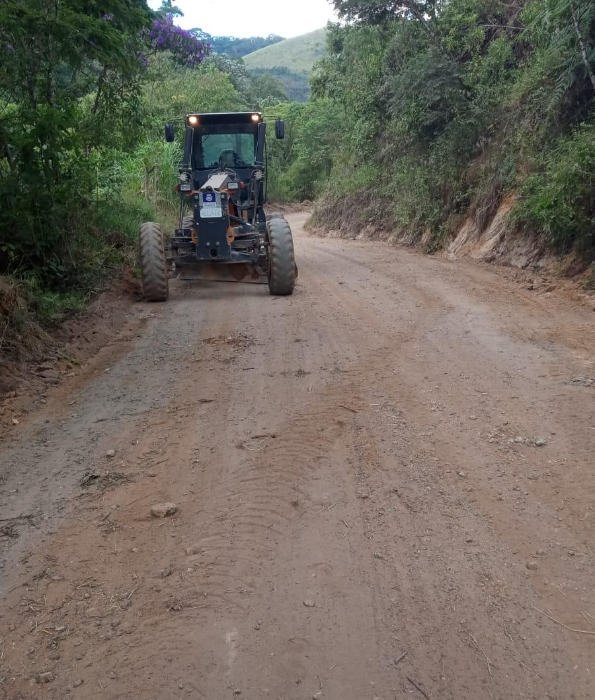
top-left (267, 216), bottom-right (296, 296)
top-left (139, 222), bottom-right (169, 302)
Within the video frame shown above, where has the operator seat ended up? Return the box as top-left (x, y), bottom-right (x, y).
top-left (219, 150), bottom-right (237, 169)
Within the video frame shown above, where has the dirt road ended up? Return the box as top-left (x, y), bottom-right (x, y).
top-left (1, 212), bottom-right (594, 700)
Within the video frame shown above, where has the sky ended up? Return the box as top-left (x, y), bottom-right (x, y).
top-left (149, 0), bottom-right (338, 38)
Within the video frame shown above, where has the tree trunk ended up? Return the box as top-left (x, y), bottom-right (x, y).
top-left (93, 67), bottom-right (108, 115)
top-left (569, 0), bottom-right (595, 92)
top-left (404, 2), bottom-right (442, 46)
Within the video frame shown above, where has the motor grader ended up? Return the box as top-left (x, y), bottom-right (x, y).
top-left (138, 112), bottom-right (296, 301)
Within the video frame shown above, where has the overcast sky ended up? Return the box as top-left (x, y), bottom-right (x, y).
top-left (150, 0), bottom-right (338, 38)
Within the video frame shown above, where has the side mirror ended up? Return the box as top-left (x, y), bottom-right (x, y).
top-left (165, 123), bottom-right (175, 143)
top-left (275, 119), bottom-right (285, 140)
top-left (256, 122), bottom-right (266, 164)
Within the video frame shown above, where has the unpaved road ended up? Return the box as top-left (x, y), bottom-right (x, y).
top-left (1, 212), bottom-right (594, 700)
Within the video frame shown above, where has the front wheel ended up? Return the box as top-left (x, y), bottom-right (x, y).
top-left (139, 222), bottom-right (169, 302)
top-left (267, 216), bottom-right (296, 296)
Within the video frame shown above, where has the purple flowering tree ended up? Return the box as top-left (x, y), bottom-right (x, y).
top-left (148, 14), bottom-right (209, 67)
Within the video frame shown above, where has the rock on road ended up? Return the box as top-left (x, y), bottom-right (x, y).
top-left (1, 212), bottom-right (594, 700)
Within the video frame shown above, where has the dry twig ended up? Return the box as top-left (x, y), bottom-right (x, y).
top-left (504, 648), bottom-right (539, 678)
top-left (394, 651), bottom-right (408, 666)
top-left (531, 605), bottom-right (595, 635)
top-left (407, 677), bottom-right (430, 700)
top-left (465, 629), bottom-right (493, 679)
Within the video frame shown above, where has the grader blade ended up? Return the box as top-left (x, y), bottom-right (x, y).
top-left (178, 263), bottom-right (268, 284)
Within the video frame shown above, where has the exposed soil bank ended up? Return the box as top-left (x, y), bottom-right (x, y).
top-left (309, 196), bottom-right (595, 309)
top-left (0, 273), bottom-right (143, 432)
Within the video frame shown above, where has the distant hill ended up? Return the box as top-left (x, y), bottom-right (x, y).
top-left (243, 29), bottom-right (327, 102)
top-left (243, 28), bottom-right (327, 73)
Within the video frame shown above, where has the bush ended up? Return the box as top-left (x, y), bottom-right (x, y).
top-left (267, 100), bottom-right (343, 201)
top-left (514, 122), bottom-right (595, 251)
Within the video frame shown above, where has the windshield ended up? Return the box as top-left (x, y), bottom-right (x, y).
top-left (195, 130), bottom-right (257, 170)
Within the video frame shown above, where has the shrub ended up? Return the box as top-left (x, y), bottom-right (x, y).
top-left (514, 122), bottom-right (595, 251)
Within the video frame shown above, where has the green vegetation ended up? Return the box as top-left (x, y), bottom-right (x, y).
top-left (202, 33), bottom-right (285, 58)
top-left (514, 123), bottom-right (595, 251)
top-left (267, 100), bottom-right (342, 201)
top-left (250, 68), bottom-right (311, 103)
top-left (243, 29), bottom-right (328, 101)
top-left (275, 1), bottom-right (594, 261)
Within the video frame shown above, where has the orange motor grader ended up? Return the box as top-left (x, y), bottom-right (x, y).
top-left (139, 111), bottom-right (296, 301)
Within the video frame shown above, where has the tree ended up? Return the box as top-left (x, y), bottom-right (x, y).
top-left (0, 1), bottom-right (209, 281)
top-left (0, 1), bottom-right (152, 111)
top-left (156, 1), bottom-right (184, 18)
top-left (250, 73), bottom-right (288, 106)
top-left (569, 0), bottom-right (595, 91)
top-left (526, 0), bottom-right (595, 92)
top-left (149, 14), bottom-right (208, 67)
top-left (142, 57), bottom-right (246, 126)
top-left (332, 0), bottom-right (443, 41)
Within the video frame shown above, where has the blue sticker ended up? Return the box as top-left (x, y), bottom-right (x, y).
top-left (203, 193), bottom-right (216, 204)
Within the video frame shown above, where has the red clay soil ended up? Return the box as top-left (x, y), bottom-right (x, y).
top-left (0, 212), bottom-right (594, 700)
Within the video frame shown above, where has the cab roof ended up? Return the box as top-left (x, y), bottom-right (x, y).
top-left (186, 112), bottom-right (262, 125)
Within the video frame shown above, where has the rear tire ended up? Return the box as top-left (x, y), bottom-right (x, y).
top-left (139, 222), bottom-right (169, 302)
top-left (267, 216), bottom-right (296, 296)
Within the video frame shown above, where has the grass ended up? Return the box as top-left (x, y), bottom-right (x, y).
top-left (243, 29), bottom-right (327, 73)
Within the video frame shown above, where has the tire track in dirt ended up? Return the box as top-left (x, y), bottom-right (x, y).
top-left (1, 212), bottom-right (593, 700)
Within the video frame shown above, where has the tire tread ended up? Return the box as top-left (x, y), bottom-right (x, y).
top-left (139, 222), bottom-right (169, 302)
top-left (268, 216), bottom-right (296, 296)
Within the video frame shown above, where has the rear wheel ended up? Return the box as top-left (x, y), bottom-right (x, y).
top-left (139, 222), bottom-right (169, 302)
top-left (267, 216), bottom-right (296, 296)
